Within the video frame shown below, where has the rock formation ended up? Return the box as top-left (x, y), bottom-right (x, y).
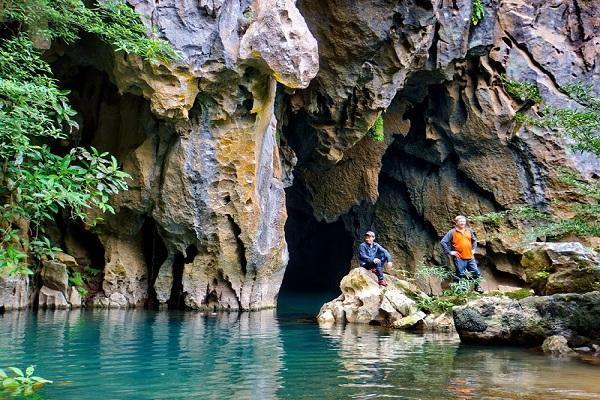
top-left (2, 0), bottom-right (598, 310)
top-left (453, 292), bottom-right (600, 346)
top-left (318, 267), bottom-right (426, 328)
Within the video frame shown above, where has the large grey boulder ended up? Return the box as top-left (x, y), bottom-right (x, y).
top-left (40, 260), bottom-right (69, 295)
top-left (521, 242), bottom-right (600, 295)
top-left (317, 267), bottom-right (426, 329)
top-left (453, 292), bottom-right (600, 346)
top-left (38, 286), bottom-right (69, 310)
top-left (0, 275), bottom-right (30, 311)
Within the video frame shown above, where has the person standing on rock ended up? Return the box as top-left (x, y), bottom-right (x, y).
top-left (358, 231), bottom-right (393, 287)
top-left (440, 215), bottom-right (484, 293)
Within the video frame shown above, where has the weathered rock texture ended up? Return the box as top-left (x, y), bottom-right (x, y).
top-left (318, 267), bottom-right (426, 328)
top-left (453, 292), bottom-right (600, 346)
top-left (520, 242), bottom-right (600, 295)
top-left (5, 0), bottom-right (598, 310)
top-left (283, 0), bottom-right (599, 294)
top-left (44, 0), bottom-right (320, 310)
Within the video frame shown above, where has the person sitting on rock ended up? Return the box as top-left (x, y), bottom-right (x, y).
top-left (358, 231), bottom-right (393, 287)
top-left (440, 215), bottom-right (484, 293)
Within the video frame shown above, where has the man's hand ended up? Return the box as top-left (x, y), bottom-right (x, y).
top-left (386, 261), bottom-right (393, 269)
top-left (373, 258), bottom-right (381, 264)
top-left (450, 251), bottom-right (458, 256)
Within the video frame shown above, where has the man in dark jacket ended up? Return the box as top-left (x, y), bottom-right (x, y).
top-left (358, 231), bottom-right (393, 286)
top-left (440, 215), bottom-right (483, 293)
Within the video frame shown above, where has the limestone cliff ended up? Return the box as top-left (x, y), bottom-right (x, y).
top-left (2, 0), bottom-right (598, 311)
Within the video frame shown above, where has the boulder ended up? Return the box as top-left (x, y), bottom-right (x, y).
top-left (68, 287), bottom-right (82, 308)
top-left (38, 286), bottom-right (69, 310)
top-left (453, 292), bottom-right (600, 346)
top-left (521, 242), bottom-right (600, 295)
top-left (416, 312), bottom-right (455, 332)
top-left (542, 335), bottom-right (575, 356)
top-left (54, 253), bottom-right (78, 268)
top-left (317, 267), bottom-right (426, 329)
top-left (40, 260), bottom-right (69, 295)
top-left (0, 275), bottom-right (30, 311)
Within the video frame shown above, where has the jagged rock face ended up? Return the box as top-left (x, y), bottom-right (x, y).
top-left (317, 267), bottom-right (426, 328)
top-left (282, 0), bottom-right (599, 289)
top-left (4, 0), bottom-right (593, 312)
top-left (50, 0), bottom-right (319, 310)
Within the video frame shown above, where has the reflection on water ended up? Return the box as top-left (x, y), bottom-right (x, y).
top-left (0, 305), bottom-right (599, 400)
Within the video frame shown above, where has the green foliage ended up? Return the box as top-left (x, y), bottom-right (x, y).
top-left (415, 264), bottom-right (453, 281)
top-left (534, 271), bottom-right (550, 280)
top-left (367, 115), bottom-right (385, 142)
top-left (0, 365), bottom-right (52, 397)
top-left (493, 79), bottom-right (600, 239)
top-left (416, 284), bottom-right (481, 313)
top-left (0, 0), bottom-right (180, 63)
top-left (485, 288), bottom-right (533, 300)
top-left (470, 206), bottom-right (549, 227)
top-left (471, 0), bottom-right (485, 26)
top-left (503, 288), bottom-right (533, 300)
top-left (414, 265), bottom-right (483, 313)
top-left (1, 1), bottom-right (178, 276)
top-left (501, 75), bottom-right (542, 103)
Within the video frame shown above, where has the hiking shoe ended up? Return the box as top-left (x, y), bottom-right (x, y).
top-left (378, 279), bottom-right (388, 287)
top-left (474, 285), bottom-right (484, 294)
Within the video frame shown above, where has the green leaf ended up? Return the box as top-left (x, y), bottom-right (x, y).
top-left (2, 377), bottom-right (19, 387)
top-left (31, 376), bottom-right (52, 384)
top-left (25, 366), bottom-right (34, 377)
top-left (8, 367), bottom-right (24, 377)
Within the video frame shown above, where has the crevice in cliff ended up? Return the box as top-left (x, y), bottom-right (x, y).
top-left (226, 215), bottom-right (247, 277)
top-left (142, 217), bottom-right (168, 308)
top-left (282, 177), bottom-right (354, 293)
top-left (169, 245), bottom-right (197, 310)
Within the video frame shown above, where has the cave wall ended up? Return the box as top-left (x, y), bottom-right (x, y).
top-left (3, 0), bottom-right (598, 311)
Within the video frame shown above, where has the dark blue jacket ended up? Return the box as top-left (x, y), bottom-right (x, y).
top-left (358, 242), bottom-right (392, 266)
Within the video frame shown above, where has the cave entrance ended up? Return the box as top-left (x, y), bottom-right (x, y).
top-left (281, 180), bottom-right (354, 297)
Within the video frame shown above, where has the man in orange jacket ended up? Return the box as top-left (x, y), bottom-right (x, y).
top-left (440, 215), bottom-right (484, 293)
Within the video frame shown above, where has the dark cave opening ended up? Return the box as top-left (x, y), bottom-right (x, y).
top-left (170, 245), bottom-right (197, 310)
top-left (281, 179), bottom-right (354, 294)
top-left (141, 217), bottom-right (168, 308)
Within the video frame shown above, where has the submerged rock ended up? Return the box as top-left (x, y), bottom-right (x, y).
top-left (542, 335), bottom-right (575, 357)
top-left (453, 292), bottom-right (600, 346)
top-left (317, 267), bottom-right (426, 329)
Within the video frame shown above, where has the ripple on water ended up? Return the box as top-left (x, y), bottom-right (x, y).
top-left (0, 307), bottom-right (599, 400)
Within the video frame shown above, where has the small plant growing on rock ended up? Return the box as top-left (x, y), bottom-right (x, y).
top-left (1, 365), bottom-right (52, 397)
top-left (367, 115), bottom-right (385, 142)
top-left (471, 0), bottom-right (485, 26)
top-left (415, 263), bottom-right (453, 295)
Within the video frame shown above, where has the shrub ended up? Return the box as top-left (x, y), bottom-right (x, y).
top-left (368, 115), bottom-right (385, 142)
top-left (0, 1), bottom-right (178, 276)
top-left (471, 0), bottom-right (485, 26)
top-left (0, 365), bottom-right (52, 397)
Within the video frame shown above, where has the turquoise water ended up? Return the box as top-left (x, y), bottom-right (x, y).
top-left (1, 292), bottom-right (599, 400)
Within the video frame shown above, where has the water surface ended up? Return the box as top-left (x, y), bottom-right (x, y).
top-left (1, 292), bottom-right (599, 399)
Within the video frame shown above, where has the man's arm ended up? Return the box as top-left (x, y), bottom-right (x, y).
top-left (440, 229), bottom-right (454, 254)
top-left (358, 243), bottom-right (372, 264)
top-left (471, 230), bottom-right (478, 252)
top-left (377, 244), bottom-right (392, 261)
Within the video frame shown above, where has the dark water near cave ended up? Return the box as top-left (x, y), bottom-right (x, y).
top-left (1, 292), bottom-right (599, 400)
